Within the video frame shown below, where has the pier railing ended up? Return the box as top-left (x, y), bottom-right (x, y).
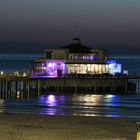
top-left (1, 70), bottom-right (140, 79)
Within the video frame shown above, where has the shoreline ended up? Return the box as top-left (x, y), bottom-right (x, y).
top-left (0, 113), bottom-right (137, 140)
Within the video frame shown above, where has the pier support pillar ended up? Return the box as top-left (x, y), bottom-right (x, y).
top-left (37, 80), bottom-right (41, 96)
top-left (27, 81), bottom-right (30, 99)
top-left (125, 79), bottom-right (128, 94)
top-left (75, 79), bottom-right (78, 93)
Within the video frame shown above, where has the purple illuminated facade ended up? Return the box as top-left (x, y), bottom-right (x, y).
top-left (32, 38), bottom-right (122, 78)
top-left (32, 60), bottom-right (65, 78)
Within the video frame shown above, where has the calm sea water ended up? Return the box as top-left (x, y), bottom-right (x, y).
top-left (0, 54), bottom-right (140, 119)
top-left (0, 54), bottom-right (41, 72)
top-left (0, 94), bottom-right (139, 119)
top-left (111, 55), bottom-right (140, 74)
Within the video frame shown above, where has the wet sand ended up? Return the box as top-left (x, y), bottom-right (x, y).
top-left (0, 114), bottom-right (137, 140)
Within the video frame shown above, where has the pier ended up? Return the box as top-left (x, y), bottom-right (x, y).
top-left (0, 37), bottom-right (134, 98)
top-left (0, 73), bottom-right (140, 98)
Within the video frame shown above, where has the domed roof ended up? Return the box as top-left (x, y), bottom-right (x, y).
top-left (71, 38), bottom-right (81, 45)
top-left (61, 38), bottom-right (92, 53)
top-left (72, 37), bottom-right (81, 41)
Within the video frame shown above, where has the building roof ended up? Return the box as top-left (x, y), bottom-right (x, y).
top-left (61, 38), bottom-right (92, 53)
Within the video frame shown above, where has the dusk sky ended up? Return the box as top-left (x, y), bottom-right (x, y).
top-left (0, 0), bottom-right (140, 54)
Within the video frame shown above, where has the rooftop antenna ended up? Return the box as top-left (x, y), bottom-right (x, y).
top-left (74, 25), bottom-right (79, 38)
top-left (72, 25), bottom-right (81, 44)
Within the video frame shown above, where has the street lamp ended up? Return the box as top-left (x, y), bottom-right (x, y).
top-left (137, 121), bottom-right (140, 140)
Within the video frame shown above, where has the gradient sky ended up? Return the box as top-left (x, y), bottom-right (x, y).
top-left (0, 0), bottom-right (140, 54)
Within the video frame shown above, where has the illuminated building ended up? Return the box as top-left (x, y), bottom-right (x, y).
top-left (32, 38), bottom-right (121, 78)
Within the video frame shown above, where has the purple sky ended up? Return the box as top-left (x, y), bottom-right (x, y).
top-left (0, 0), bottom-right (140, 54)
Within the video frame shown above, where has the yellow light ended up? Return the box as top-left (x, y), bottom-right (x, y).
top-left (23, 73), bottom-right (27, 77)
top-left (0, 71), bottom-right (4, 75)
top-left (14, 71), bottom-right (19, 76)
top-left (17, 91), bottom-right (20, 98)
top-left (137, 132), bottom-right (140, 140)
top-left (137, 121), bottom-right (140, 140)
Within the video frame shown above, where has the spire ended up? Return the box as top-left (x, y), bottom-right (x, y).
top-left (71, 25), bottom-right (81, 44)
top-left (74, 25), bottom-right (79, 38)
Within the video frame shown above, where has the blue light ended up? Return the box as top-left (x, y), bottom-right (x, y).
top-left (109, 63), bottom-right (121, 74)
top-left (106, 60), bottom-right (121, 74)
top-left (106, 60), bottom-right (116, 64)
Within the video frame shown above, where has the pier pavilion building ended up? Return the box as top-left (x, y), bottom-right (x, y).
top-left (32, 38), bottom-right (121, 78)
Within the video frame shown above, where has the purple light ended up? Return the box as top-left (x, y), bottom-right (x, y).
top-left (47, 95), bottom-right (56, 106)
top-left (93, 56), bottom-right (97, 60)
top-left (48, 63), bottom-right (53, 67)
top-left (38, 95), bottom-right (66, 115)
top-left (60, 96), bottom-right (65, 101)
top-left (90, 56), bottom-right (93, 60)
top-left (39, 95), bottom-right (56, 115)
top-left (46, 60), bottom-right (65, 77)
top-left (39, 95), bottom-right (57, 107)
top-left (42, 63), bottom-right (46, 67)
top-left (32, 60), bottom-right (65, 78)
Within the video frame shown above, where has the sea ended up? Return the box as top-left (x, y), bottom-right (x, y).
top-left (0, 54), bottom-right (140, 120)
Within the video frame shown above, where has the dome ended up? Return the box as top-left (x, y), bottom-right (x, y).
top-left (71, 38), bottom-right (81, 44)
top-left (61, 38), bottom-right (92, 53)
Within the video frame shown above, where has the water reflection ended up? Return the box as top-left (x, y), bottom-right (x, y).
top-left (103, 95), bottom-right (121, 117)
top-left (40, 95), bottom-right (56, 107)
top-left (0, 99), bottom-right (5, 113)
top-left (1, 93), bottom-right (140, 119)
top-left (104, 95), bottom-right (120, 106)
top-left (38, 95), bottom-right (66, 115)
top-left (38, 94), bottom-right (122, 117)
top-left (71, 94), bottom-right (121, 117)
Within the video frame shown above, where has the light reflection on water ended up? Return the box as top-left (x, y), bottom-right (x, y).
top-left (1, 94), bottom-right (140, 119)
top-left (40, 95), bottom-right (57, 107)
top-left (39, 95), bottom-right (66, 115)
top-left (70, 95), bottom-right (122, 118)
top-left (0, 99), bottom-right (5, 113)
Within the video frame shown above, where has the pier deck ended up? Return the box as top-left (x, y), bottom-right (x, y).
top-left (0, 74), bottom-right (139, 98)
